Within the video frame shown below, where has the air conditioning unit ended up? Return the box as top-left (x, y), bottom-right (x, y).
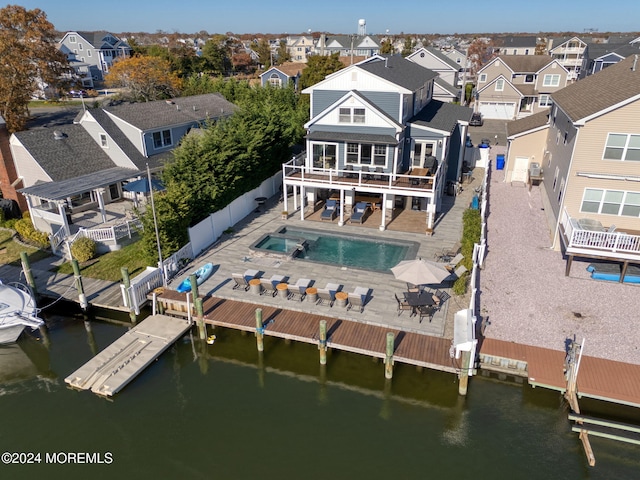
top-left (529, 162), bottom-right (541, 177)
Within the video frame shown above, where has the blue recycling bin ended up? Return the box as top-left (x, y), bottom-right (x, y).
top-left (496, 154), bottom-right (505, 170)
top-left (472, 195), bottom-right (479, 209)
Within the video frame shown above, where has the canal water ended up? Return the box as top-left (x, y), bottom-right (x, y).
top-left (1, 308), bottom-right (639, 479)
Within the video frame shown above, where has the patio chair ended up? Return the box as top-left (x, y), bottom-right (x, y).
top-left (316, 289), bottom-right (334, 307)
top-left (433, 289), bottom-right (451, 309)
top-left (321, 199), bottom-right (338, 221)
top-left (418, 304), bottom-right (436, 323)
top-left (344, 164), bottom-right (356, 178)
top-left (395, 293), bottom-right (413, 316)
top-left (347, 287), bottom-right (369, 313)
top-left (448, 253), bottom-right (464, 268)
top-left (374, 167), bottom-right (384, 181)
top-left (350, 202), bottom-right (369, 224)
top-left (361, 165), bottom-right (372, 180)
top-left (232, 273), bottom-right (250, 291)
top-left (406, 283), bottom-right (420, 293)
top-left (260, 279), bottom-right (277, 297)
top-left (453, 265), bottom-right (467, 279)
top-left (287, 278), bottom-right (312, 301)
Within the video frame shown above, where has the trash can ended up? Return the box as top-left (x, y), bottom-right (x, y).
top-left (472, 195), bottom-right (479, 209)
top-left (496, 154), bottom-right (505, 170)
top-left (446, 181), bottom-right (455, 196)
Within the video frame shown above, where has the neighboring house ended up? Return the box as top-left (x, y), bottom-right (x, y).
top-left (319, 34), bottom-right (381, 58)
top-left (259, 62), bottom-right (306, 90)
top-left (282, 55), bottom-right (472, 231)
top-left (433, 77), bottom-right (461, 103)
top-left (586, 44), bottom-right (639, 75)
top-left (9, 94), bottom-right (237, 248)
top-left (496, 35), bottom-right (540, 56)
top-left (548, 36), bottom-right (588, 81)
top-left (506, 56), bottom-right (640, 271)
top-left (475, 55), bottom-right (569, 119)
top-left (504, 110), bottom-right (550, 183)
top-left (406, 47), bottom-right (464, 88)
top-left (442, 48), bottom-right (467, 67)
top-left (286, 35), bottom-right (315, 63)
top-left (58, 31), bottom-right (132, 83)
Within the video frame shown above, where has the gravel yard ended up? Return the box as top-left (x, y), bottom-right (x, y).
top-left (480, 151), bottom-right (640, 365)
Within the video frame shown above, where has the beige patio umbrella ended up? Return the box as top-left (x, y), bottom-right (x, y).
top-left (391, 258), bottom-right (452, 286)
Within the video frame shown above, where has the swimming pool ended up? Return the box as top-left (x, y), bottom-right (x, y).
top-left (250, 227), bottom-right (419, 273)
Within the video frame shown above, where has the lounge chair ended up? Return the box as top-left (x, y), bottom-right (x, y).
top-left (448, 253), bottom-right (464, 267)
top-left (453, 265), bottom-right (467, 279)
top-left (350, 202), bottom-right (369, 224)
top-left (287, 278), bottom-right (312, 301)
top-left (260, 279), bottom-right (277, 297)
top-left (232, 273), bottom-right (251, 290)
top-left (395, 293), bottom-right (412, 316)
top-left (316, 289), bottom-right (334, 306)
top-left (321, 199), bottom-right (338, 221)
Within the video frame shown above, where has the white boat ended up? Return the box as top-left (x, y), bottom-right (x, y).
top-left (0, 281), bottom-right (44, 344)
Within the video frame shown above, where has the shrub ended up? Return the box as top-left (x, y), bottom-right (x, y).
top-left (14, 214), bottom-right (50, 248)
top-left (71, 237), bottom-right (97, 263)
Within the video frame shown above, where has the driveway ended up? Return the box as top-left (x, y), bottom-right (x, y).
top-left (467, 119), bottom-right (509, 148)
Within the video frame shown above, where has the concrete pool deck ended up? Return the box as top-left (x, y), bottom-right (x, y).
top-left (168, 176), bottom-right (481, 338)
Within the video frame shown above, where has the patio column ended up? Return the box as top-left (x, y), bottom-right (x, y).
top-left (57, 201), bottom-right (70, 236)
top-left (379, 192), bottom-right (388, 231)
top-left (338, 189), bottom-right (345, 226)
top-left (292, 185), bottom-right (298, 211)
top-left (96, 188), bottom-right (107, 223)
top-left (427, 203), bottom-right (436, 232)
top-left (299, 186), bottom-right (305, 221)
top-left (283, 182), bottom-right (289, 213)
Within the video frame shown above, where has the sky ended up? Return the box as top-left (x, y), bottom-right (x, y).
top-left (12, 0), bottom-right (640, 35)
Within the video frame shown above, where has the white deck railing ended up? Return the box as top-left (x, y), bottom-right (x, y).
top-left (120, 267), bottom-right (164, 315)
top-left (162, 242), bottom-right (194, 280)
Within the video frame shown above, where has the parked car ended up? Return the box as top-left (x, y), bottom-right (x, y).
top-left (69, 89), bottom-right (88, 98)
top-left (469, 112), bottom-right (483, 126)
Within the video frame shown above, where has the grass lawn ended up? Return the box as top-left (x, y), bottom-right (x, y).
top-left (0, 229), bottom-right (52, 266)
top-left (56, 240), bottom-right (150, 282)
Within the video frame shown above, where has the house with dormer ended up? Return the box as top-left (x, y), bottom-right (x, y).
top-left (281, 55), bottom-right (472, 232)
top-left (475, 55), bottom-right (569, 119)
top-left (260, 62), bottom-right (306, 90)
top-left (8, 94), bottom-right (237, 253)
top-left (58, 31), bottom-right (132, 84)
top-left (504, 56), bottom-right (640, 274)
top-left (406, 47), bottom-right (464, 90)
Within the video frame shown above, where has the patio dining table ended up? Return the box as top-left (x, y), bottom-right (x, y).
top-left (403, 290), bottom-right (435, 316)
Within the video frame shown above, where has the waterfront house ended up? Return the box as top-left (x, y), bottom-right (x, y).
top-left (58, 31), bottom-right (132, 86)
top-left (475, 55), bottom-right (569, 119)
top-left (8, 94), bottom-right (237, 254)
top-left (505, 55), bottom-right (640, 273)
top-left (282, 54), bottom-right (472, 232)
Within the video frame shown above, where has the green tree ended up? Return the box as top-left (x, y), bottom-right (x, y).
top-left (401, 36), bottom-right (415, 57)
top-left (276, 40), bottom-right (291, 64)
top-left (380, 39), bottom-right (395, 55)
top-left (299, 53), bottom-right (345, 90)
top-left (201, 38), bottom-right (230, 75)
top-left (254, 38), bottom-right (272, 69)
top-left (0, 5), bottom-right (69, 132)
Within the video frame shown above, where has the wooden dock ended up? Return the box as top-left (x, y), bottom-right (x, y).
top-left (569, 414), bottom-right (640, 445)
top-left (64, 314), bottom-right (191, 397)
top-left (157, 289), bottom-right (457, 374)
top-left (480, 337), bottom-right (640, 408)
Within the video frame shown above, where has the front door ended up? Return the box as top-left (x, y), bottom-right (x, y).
top-left (512, 157), bottom-right (529, 183)
top-left (412, 141), bottom-right (435, 168)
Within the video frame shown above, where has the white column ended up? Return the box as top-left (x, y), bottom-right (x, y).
top-left (57, 201), bottom-right (70, 236)
top-left (293, 185), bottom-right (298, 211)
top-left (96, 188), bottom-right (107, 223)
top-left (283, 181), bottom-right (289, 213)
top-left (379, 192), bottom-right (388, 231)
top-left (299, 186), bottom-right (305, 221)
top-left (427, 202), bottom-right (436, 231)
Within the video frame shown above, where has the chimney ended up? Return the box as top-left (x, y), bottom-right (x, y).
top-left (0, 117), bottom-right (28, 212)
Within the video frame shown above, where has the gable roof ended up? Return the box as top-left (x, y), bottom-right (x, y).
top-left (102, 93), bottom-right (237, 131)
top-left (407, 47), bottom-right (461, 70)
top-left (498, 35), bottom-right (539, 48)
top-left (496, 55), bottom-right (554, 73)
top-left (409, 100), bottom-right (473, 134)
top-left (507, 110), bottom-right (550, 137)
top-left (261, 62), bottom-right (306, 78)
top-left (357, 55), bottom-right (438, 91)
top-left (551, 55), bottom-right (640, 122)
top-left (13, 125), bottom-right (117, 182)
top-left (72, 31), bottom-right (128, 49)
top-left (434, 77), bottom-right (460, 97)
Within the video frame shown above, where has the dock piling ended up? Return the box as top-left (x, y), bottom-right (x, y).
top-left (384, 332), bottom-right (394, 379)
top-left (319, 320), bottom-right (327, 365)
top-left (71, 259), bottom-right (88, 311)
top-left (190, 274), bottom-right (199, 303)
top-left (458, 350), bottom-right (471, 396)
top-left (195, 298), bottom-right (206, 340)
top-left (19, 251), bottom-right (38, 300)
top-left (255, 308), bottom-right (264, 352)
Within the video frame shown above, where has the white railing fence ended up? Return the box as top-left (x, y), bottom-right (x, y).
top-left (120, 267), bottom-right (164, 315)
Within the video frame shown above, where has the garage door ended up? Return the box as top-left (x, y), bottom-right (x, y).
top-left (478, 102), bottom-right (516, 120)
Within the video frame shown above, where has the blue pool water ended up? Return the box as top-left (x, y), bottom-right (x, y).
top-left (255, 227), bottom-right (418, 272)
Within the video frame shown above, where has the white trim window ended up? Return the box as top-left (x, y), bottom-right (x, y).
top-left (495, 79), bottom-right (505, 91)
top-left (346, 143), bottom-right (387, 167)
top-left (538, 94), bottom-right (553, 107)
top-left (581, 188), bottom-right (640, 217)
top-left (69, 35), bottom-right (76, 43)
top-left (603, 133), bottom-right (640, 161)
top-left (543, 74), bottom-right (560, 87)
top-left (78, 43), bottom-right (83, 51)
top-left (311, 142), bottom-right (337, 170)
top-left (268, 73), bottom-right (282, 87)
top-left (153, 129), bottom-right (172, 149)
top-left (478, 73), bottom-right (487, 83)
top-left (99, 133), bottom-right (108, 148)
top-left (338, 107), bottom-right (365, 124)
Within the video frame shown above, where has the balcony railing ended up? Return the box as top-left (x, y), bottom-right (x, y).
top-left (560, 208), bottom-right (640, 259)
top-left (283, 158), bottom-right (439, 194)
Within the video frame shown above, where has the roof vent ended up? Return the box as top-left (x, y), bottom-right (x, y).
top-left (176, 104), bottom-right (180, 111)
top-left (53, 130), bottom-right (66, 140)
top-left (192, 105), bottom-right (197, 111)
top-left (633, 54), bottom-right (638, 72)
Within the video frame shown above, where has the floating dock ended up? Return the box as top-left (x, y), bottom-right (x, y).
top-left (65, 314), bottom-right (191, 397)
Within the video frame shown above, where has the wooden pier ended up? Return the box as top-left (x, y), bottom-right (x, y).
top-left (64, 314), bottom-right (191, 397)
top-left (156, 289), bottom-right (457, 374)
top-left (568, 414), bottom-right (640, 445)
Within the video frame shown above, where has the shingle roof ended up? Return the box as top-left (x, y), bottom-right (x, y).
top-left (506, 110), bottom-right (550, 137)
top-left (13, 125), bottom-right (117, 182)
top-left (357, 55), bottom-right (438, 91)
top-left (551, 55), bottom-right (640, 122)
top-left (497, 55), bottom-right (555, 73)
top-left (74, 31), bottom-right (125, 49)
top-left (262, 62), bottom-right (306, 77)
top-left (434, 77), bottom-right (460, 96)
top-left (102, 93), bottom-right (238, 131)
top-left (425, 47), bottom-right (462, 70)
top-left (498, 36), bottom-right (539, 48)
top-left (306, 131), bottom-right (397, 145)
top-left (409, 100), bottom-right (473, 133)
